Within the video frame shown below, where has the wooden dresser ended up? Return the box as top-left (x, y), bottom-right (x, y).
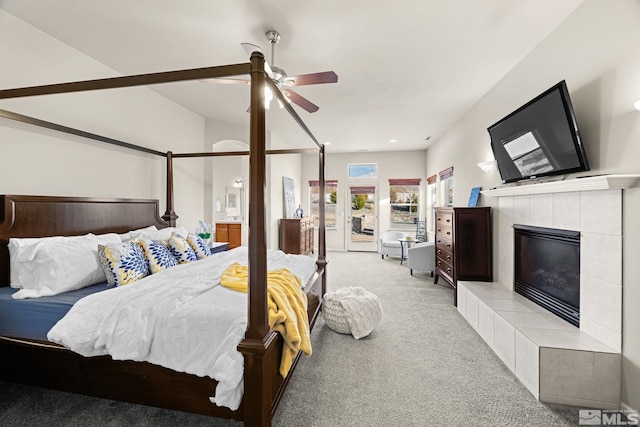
top-left (215, 222), bottom-right (242, 249)
top-left (434, 207), bottom-right (492, 305)
top-left (279, 217), bottom-right (314, 255)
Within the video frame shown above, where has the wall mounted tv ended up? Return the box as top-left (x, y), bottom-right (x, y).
top-left (487, 80), bottom-right (590, 184)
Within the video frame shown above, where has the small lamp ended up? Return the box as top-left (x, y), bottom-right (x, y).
top-left (477, 160), bottom-right (495, 172)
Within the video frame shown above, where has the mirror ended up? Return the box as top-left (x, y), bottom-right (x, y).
top-left (225, 187), bottom-right (242, 218)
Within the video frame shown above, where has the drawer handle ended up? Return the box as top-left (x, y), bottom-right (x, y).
top-left (446, 255), bottom-right (451, 261)
top-left (446, 268), bottom-right (452, 273)
top-left (446, 219), bottom-right (451, 223)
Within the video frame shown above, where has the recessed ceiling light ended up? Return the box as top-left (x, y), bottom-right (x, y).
top-left (390, 139), bottom-right (397, 143)
top-left (323, 141), bottom-right (331, 146)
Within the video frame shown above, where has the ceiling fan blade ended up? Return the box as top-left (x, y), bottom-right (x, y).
top-left (285, 89), bottom-right (319, 113)
top-left (287, 71), bottom-right (338, 86)
top-left (240, 43), bottom-right (274, 78)
top-left (241, 43), bottom-right (262, 56)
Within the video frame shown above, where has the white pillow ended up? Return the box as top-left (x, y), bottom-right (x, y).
top-left (8, 234), bottom-right (93, 249)
top-left (118, 225), bottom-right (158, 242)
top-left (138, 226), bottom-right (188, 241)
top-left (8, 234), bottom-right (95, 287)
top-left (10, 233), bottom-right (121, 299)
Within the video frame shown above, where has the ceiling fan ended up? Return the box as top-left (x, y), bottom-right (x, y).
top-left (213, 30), bottom-right (338, 113)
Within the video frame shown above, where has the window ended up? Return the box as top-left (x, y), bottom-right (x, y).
top-left (426, 174), bottom-right (437, 236)
top-left (348, 163), bottom-right (377, 179)
top-left (309, 180), bottom-right (337, 228)
top-left (439, 167), bottom-right (454, 207)
top-left (389, 179), bottom-right (421, 226)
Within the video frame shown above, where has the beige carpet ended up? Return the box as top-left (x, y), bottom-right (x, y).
top-left (273, 250), bottom-right (581, 427)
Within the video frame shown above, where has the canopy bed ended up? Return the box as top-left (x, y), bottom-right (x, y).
top-left (0, 51), bottom-right (328, 427)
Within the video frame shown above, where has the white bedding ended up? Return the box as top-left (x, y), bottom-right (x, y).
top-left (47, 247), bottom-right (317, 411)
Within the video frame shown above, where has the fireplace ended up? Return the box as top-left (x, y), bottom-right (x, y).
top-left (513, 225), bottom-right (580, 327)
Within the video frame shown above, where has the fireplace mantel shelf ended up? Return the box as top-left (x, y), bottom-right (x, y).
top-left (481, 174), bottom-right (640, 198)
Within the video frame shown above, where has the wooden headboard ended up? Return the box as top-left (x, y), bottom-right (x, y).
top-left (0, 194), bottom-right (170, 287)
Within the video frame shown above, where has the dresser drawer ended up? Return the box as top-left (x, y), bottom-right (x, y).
top-left (436, 246), bottom-right (454, 265)
top-left (436, 211), bottom-right (453, 227)
top-left (436, 224), bottom-right (453, 240)
top-left (435, 236), bottom-right (454, 253)
top-left (436, 263), bottom-right (454, 285)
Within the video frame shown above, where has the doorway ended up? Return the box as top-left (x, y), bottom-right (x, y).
top-left (346, 185), bottom-right (377, 252)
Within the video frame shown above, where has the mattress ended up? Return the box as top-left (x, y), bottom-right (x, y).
top-left (0, 282), bottom-right (111, 341)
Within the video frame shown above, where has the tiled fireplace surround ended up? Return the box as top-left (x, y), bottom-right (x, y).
top-left (456, 175), bottom-right (639, 409)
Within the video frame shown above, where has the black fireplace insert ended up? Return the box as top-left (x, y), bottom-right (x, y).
top-left (513, 224), bottom-right (580, 327)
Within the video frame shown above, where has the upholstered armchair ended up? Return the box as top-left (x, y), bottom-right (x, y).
top-left (407, 241), bottom-right (436, 276)
top-left (379, 230), bottom-right (408, 259)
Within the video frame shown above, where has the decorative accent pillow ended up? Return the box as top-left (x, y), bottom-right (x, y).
top-left (168, 232), bottom-right (197, 264)
top-left (139, 239), bottom-right (178, 273)
top-left (187, 233), bottom-right (211, 259)
top-left (10, 233), bottom-right (122, 298)
top-left (98, 241), bottom-right (149, 287)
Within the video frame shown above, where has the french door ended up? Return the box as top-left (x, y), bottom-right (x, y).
top-left (346, 184), bottom-right (378, 252)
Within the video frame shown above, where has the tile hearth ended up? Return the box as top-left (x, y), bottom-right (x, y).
top-left (458, 281), bottom-right (620, 409)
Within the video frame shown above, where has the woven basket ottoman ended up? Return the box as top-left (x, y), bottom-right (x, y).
top-left (323, 287), bottom-right (382, 339)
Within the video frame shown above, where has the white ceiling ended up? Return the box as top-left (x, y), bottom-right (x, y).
top-left (1, 0), bottom-right (583, 153)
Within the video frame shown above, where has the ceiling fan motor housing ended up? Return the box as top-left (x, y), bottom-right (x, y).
top-left (266, 30), bottom-right (281, 44)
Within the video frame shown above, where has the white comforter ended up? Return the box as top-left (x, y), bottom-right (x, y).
top-left (47, 247), bottom-right (316, 411)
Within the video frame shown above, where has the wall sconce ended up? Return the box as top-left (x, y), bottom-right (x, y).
top-left (634, 99), bottom-right (640, 111)
top-left (233, 179), bottom-right (243, 188)
top-left (477, 160), bottom-right (495, 172)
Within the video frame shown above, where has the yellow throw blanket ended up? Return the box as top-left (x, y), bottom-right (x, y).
top-left (220, 262), bottom-right (311, 377)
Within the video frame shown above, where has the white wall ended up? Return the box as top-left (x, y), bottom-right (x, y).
top-left (302, 150), bottom-right (427, 251)
top-left (0, 10), bottom-right (205, 230)
top-left (268, 153), bottom-right (302, 249)
top-left (425, 0), bottom-right (640, 410)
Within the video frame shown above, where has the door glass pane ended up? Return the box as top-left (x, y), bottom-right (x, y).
top-left (350, 187), bottom-right (375, 244)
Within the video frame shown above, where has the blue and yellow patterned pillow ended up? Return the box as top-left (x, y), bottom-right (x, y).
top-left (139, 239), bottom-right (178, 273)
top-left (187, 233), bottom-right (211, 259)
top-left (98, 241), bottom-right (149, 286)
top-left (168, 232), bottom-right (197, 264)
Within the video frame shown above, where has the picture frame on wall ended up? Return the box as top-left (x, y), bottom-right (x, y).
top-left (283, 176), bottom-right (296, 218)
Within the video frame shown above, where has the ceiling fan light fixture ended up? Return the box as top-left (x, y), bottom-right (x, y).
top-left (264, 86), bottom-right (273, 109)
top-left (263, 85), bottom-right (285, 109)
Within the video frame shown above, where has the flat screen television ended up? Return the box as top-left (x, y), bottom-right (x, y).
top-left (487, 80), bottom-right (590, 184)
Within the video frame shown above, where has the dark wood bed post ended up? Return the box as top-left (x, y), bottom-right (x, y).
top-left (162, 151), bottom-right (178, 226)
top-left (237, 51), bottom-right (274, 427)
top-left (317, 144), bottom-right (327, 296)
